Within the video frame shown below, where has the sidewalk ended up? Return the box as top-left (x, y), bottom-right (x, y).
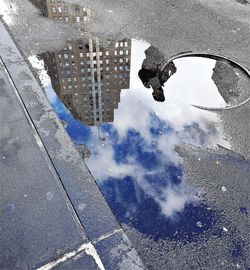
top-left (0, 20), bottom-right (144, 270)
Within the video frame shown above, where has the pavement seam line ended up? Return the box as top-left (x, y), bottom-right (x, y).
top-left (93, 228), bottom-right (123, 244)
top-left (36, 242), bottom-right (105, 270)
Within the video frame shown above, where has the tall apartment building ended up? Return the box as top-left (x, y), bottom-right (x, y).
top-left (38, 0), bottom-right (131, 126)
top-left (29, 0), bottom-right (91, 23)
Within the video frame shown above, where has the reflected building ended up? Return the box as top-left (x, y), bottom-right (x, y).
top-left (212, 61), bottom-right (240, 104)
top-left (45, 0), bottom-right (91, 23)
top-left (36, 0), bottom-right (131, 125)
top-left (42, 39), bottom-right (131, 126)
top-left (29, 0), bottom-right (90, 23)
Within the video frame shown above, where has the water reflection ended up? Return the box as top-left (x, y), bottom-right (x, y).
top-left (41, 38), bottom-right (131, 126)
top-left (138, 46), bottom-right (177, 102)
top-left (23, 0), bottom-right (250, 267)
top-left (33, 0), bottom-right (131, 126)
top-left (30, 4), bottom-right (249, 239)
top-left (29, 0), bottom-right (91, 23)
top-left (25, 1), bottom-right (250, 268)
top-left (38, 44), bottom-right (240, 240)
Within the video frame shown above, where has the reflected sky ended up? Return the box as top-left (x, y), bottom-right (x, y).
top-left (28, 38), bottom-right (244, 241)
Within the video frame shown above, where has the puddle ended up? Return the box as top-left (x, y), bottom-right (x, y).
top-left (8, 0), bottom-right (249, 268)
top-left (31, 36), bottom-right (249, 236)
top-left (30, 41), bottom-right (250, 266)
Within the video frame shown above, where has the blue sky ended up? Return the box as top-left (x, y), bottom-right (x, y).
top-left (31, 42), bottom-right (230, 240)
top-left (46, 84), bottom-right (222, 241)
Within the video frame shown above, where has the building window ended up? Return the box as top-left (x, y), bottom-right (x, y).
top-left (80, 53), bottom-right (84, 57)
top-left (120, 42), bottom-right (123, 47)
top-left (105, 51), bottom-right (109, 56)
top-left (119, 50), bottom-right (124, 55)
top-left (106, 67), bottom-right (109, 71)
top-left (126, 50), bottom-right (129, 55)
top-left (65, 17), bottom-right (69, 22)
top-left (115, 42), bottom-right (119, 48)
top-left (58, 7), bottom-right (62, 13)
top-left (124, 41), bottom-right (128, 47)
top-left (75, 5), bottom-right (80, 13)
top-left (52, 7), bottom-right (56, 13)
top-left (76, 16), bottom-right (80, 22)
top-left (64, 54), bottom-right (68, 59)
top-left (119, 58), bottom-right (123, 63)
top-left (115, 50), bottom-right (117, 56)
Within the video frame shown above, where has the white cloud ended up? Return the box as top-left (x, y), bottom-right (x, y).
top-left (28, 55), bottom-right (51, 88)
top-left (86, 142), bottom-right (138, 181)
top-left (86, 134), bottom-right (193, 219)
top-left (157, 187), bottom-right (191, 218)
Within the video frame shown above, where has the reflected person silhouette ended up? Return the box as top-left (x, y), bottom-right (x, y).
top-left (138, 46), bottom-right (177, 102)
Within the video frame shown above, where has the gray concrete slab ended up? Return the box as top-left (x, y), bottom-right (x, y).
top-left (0, 61), bottom-right (88, 269)
top-left (52, 252), bottom-right (100, 270)
top-left (0, 20), bottom-right (121, 241)
top-left (94, 230), bottom-right (144, 270)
